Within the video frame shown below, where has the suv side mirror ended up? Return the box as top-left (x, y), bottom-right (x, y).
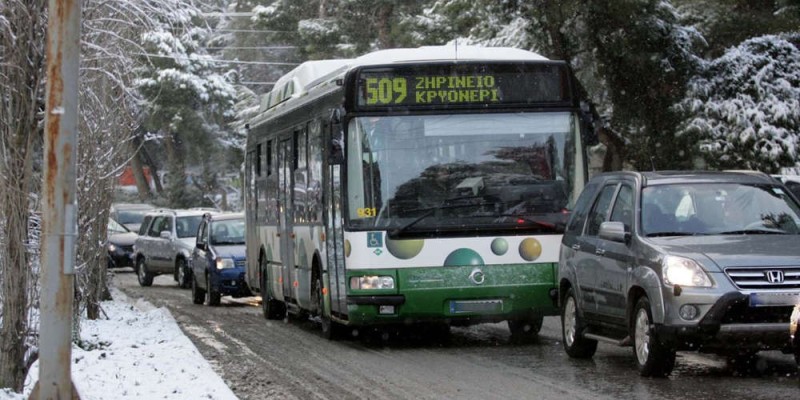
top-left (159, 230), bottom-right (172, 240)
top-left (599, 221), bottom-right (629, 243)
top-left (196, 242), bottom-right (207, 251)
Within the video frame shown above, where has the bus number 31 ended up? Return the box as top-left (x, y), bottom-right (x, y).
top-left (365, 77), bottom-right (407, 105)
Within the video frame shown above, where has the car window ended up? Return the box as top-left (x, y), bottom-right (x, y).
top-left (565, 182), bottom-right (599, 235)
top-left (609, 184), bottom-right (633, 231)
top-left (585, 184), bottom-right (617, 236)
top-left (177, 215), bottom-right (203, 238)
top-left (148, 216), bottom-right (164, 237)
top-left (138, 216), bottom-right (152, 236)
top-left (108, 218), bottom-right (129, 234)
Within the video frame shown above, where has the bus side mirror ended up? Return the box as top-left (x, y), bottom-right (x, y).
top-left (328, 108), bottom-right (345, 165)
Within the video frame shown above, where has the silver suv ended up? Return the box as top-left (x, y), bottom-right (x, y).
top-left (133, 209), bottom-right (211, 287)
top-left (559, 171), bottom-right (800, 376)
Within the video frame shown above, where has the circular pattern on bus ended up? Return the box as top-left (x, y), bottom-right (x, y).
top-left (444, 248), bottom-right (485, 266)
top-left (385, 236), bottom-right (424, 260)
top-left (491, 238), bottom-right (509, 255)
top-left (519, 238), bottom-right (542, 261)
top-left (344, 240), bottom-right (351, 258)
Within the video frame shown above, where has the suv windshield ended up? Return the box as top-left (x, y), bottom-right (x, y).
top-left (642, 183), bottom-right (800, 236)
top-left (210, 218), bottom-right (245, 245)
top-left (346, 112), bottom-right (583, 233)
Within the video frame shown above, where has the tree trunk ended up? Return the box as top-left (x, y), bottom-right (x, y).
top-left (0, 0), bottom-right (47, 391)
top-left (130, 135), bottom-right (153, 200)
top-left (375, 4), bottom-right (394, 49)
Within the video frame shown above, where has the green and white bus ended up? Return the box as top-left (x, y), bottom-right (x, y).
top-left (244, 46), bottom-right (595, 338)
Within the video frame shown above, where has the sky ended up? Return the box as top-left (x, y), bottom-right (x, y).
top-left (0, 288), bottom-right (238, 400)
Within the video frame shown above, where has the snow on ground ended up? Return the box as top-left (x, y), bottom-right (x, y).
top-left (0, 288), bottom-right (237, 400)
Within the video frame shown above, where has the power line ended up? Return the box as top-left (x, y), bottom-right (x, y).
top-left (204, 46), bottom-right (297, 50)
top-left (136, 53), bottom-right (299, 66)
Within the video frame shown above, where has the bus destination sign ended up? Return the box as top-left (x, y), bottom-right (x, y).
top-left (356, 64), bottom-right (568, 109)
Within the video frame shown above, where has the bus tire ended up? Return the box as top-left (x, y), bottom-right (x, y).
top-left (260, 258), bottom-right (285, 320)
top-left (508, 313), bottom-right (543, 343)
top-left (315, 277), bottom-right (341, 340)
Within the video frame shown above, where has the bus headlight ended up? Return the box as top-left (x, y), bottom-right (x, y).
top-left (216, 257), bottom-right (235, 270)
top-left (350, 276), bottom-right (395, 290)
top-left (663, 255), bottom-right (712, 287)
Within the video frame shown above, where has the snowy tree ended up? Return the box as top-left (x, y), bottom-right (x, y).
top-left (677, 33), bottom-right (800, 171)
top-left (135, 5), bottom-right (237, 208)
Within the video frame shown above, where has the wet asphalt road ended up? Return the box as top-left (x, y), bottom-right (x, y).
top-left (111, 269), bottom-right (799, 400)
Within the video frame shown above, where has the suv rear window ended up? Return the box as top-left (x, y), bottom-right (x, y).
top-left (176, 215), bottom-right (203, 238)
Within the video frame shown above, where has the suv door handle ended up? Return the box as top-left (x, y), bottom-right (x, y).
top-left (595, 248), bottom-right (606, 256)
top-left (571, 244), bottom-right (581, 251)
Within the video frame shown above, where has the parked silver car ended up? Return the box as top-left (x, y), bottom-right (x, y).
top-left (559, 170), bottom-right (800, 377)
top-left (133, 209), bottom-right (212, 288)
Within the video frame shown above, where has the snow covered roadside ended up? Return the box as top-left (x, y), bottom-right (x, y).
top-left (1, 288), bottom-right (238, 400)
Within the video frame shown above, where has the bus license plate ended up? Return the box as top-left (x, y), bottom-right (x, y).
top-left (449, 299), bottom-right (503, 314)
top-left (749, 292), bottom-right (800, 307)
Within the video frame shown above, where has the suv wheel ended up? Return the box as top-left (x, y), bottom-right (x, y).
top-left (508, 314), bottom-right (543, 343)
top-left (136, 258), bottom-right (153, 287)
top-left (176, 259), bottom-right (191, 289)
top-left (206, 274), bottom-right (221, 306)
top-left (632, 296), bottom-right (676, 377)
top-left (561, 287), bottom-right (597, 358)
top-left (260, 258), bottom-right (285, 320)
top-left (191, 274), bottom-right (205, 305)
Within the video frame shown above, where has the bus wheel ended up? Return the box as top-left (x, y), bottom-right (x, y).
top-left (508, 313), bottom-right (543, 343)
top-left (315, 277), bottom-right (340, 340)
top-left (260, 259), bottom-right (285, 320)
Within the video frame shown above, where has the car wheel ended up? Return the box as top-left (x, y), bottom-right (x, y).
top-left (177, 259), bottom-right (191, 289)
top-left (206, 274), bottom-right (221, 307)
top-left (260, 258), bottom-right (285, 320)
top-left (191, 274), bottom-right (205, 305)
top-left (508, 313), bottom-right (543, 343)
top-left (136, 258), bottom-right (153, 287)
top-left (561, 287), bottom-right (597, 358)
top-left (632, 296), bottom-right (676, 377)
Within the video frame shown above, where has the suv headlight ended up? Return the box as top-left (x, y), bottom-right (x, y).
top-left (350, 275), bottom-right (395, 290)
top-left (216, 257), bottom-right (235, 270)
top-left (663, 255), bottom-right (712, 287)
top-left (108, 243), bottom-right (117, 252)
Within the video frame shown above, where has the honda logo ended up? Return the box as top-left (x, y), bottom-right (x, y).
top-left (765, 270), bottom-right (785, 284)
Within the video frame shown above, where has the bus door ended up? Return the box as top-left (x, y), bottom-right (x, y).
top-left (325, 114), bottom-right (347, 318)
top-left (278, 137), bottom-right (295, 301)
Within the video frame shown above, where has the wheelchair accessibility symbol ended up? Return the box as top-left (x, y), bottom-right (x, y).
top-left (367, 232), bottom-right (383, 248)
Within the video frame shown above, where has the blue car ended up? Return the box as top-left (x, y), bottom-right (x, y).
top-left (190, 212), bottom-right (250, 306)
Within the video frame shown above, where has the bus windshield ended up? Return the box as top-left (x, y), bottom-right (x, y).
top-left (346, 112), bottom-right (584, 234)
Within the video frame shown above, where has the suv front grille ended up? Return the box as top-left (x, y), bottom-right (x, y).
top-left (724, 266), bottom-right (800, 290)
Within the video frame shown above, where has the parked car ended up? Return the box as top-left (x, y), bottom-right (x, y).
top-left (190, 212), bottom-right (250, 306)
top-left (133, 209), bottom-right (210, 288)
top-left (107, 218), bottom-right (136, 269)
top-left (558, 170), bottom-right (800, 377)
top-left (110, 202), bottom-right (156, 232)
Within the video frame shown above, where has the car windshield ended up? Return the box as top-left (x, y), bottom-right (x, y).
top-left (117, 210), bottom-right (147, 225)
top-left (642, 183), bottom-right (800, 236)
top-left (107, 218), bottom-right (129, 234)
top-left (210, 218), bottom-right (245, 245)
top-left (176, 216), bottom-right (204, 238)
top-left (345, 112), bottom-right (584, 233)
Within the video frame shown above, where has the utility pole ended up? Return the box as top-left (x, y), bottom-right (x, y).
top-left (29, 0), bottom-right (81, 398)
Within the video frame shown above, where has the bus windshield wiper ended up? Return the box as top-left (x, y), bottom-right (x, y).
top-left (497, 214), bottom-right (560, 232)
top-left (389, 201), bottom-right (495, 237)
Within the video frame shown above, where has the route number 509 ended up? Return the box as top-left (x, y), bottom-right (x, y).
top-left (365, 77), bottom-right (407, 105)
